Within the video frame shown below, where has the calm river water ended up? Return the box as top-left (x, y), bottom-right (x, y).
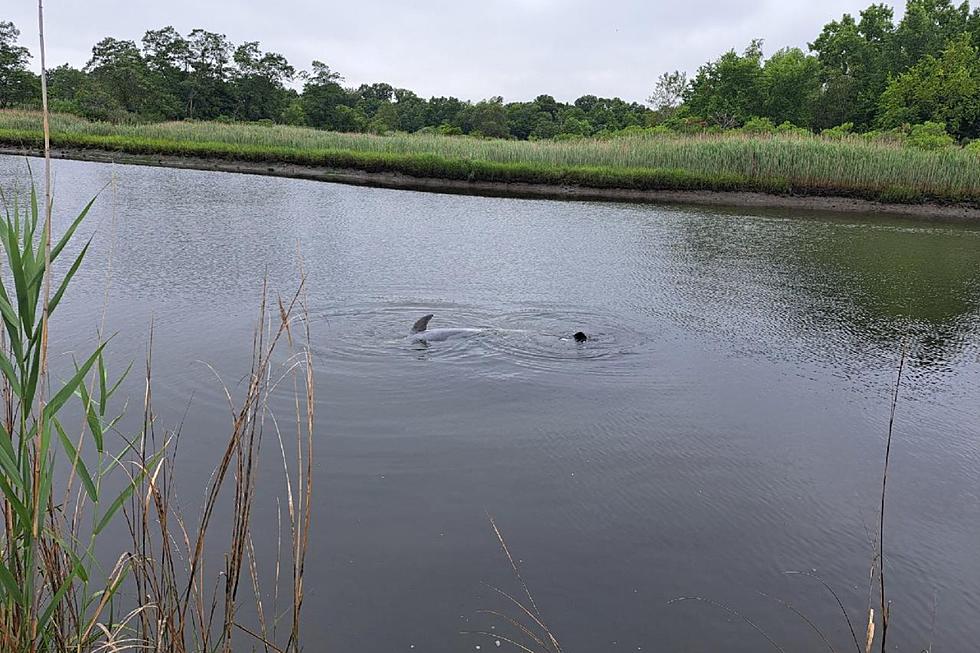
top-left (2, 154), bottom-right (979, 652)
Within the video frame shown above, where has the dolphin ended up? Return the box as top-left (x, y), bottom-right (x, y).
top-left (408, 314), bottom-right (589, 343)
top-left (408, 314), bottom-right (485, 342)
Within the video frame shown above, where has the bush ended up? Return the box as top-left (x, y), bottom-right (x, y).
top-left (775, 121), bottom-right (810, 137)
top-left (612, 125), bottom-right (652, 138)
top-left (906, 121), bottom-right (955, 150)
top-left (821, 122), bottom-right (854, 139)
top-left (281, 101), bottom-right (307, 127)
top-left (742, 117), bottom-right (776, 134)
top-left (861, 128), bottom-right (907, 146)
top-left (437, 123), bottom-right (463, 136)
top-left (665, 115), bottom-right (711, 134)
top-left (966, 140), bottom-right (980, 154)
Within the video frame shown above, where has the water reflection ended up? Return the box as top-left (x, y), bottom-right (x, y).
top-left (669, 211), bottom-right (980, 379)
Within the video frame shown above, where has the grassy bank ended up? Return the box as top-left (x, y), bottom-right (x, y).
top-left (2, 110), bottom-right (980, 205)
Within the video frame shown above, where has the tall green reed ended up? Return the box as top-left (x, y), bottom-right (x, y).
top-left (0, 181), bottom-right (142, 652)
top-left (0, 177), bottom-right (314, 653)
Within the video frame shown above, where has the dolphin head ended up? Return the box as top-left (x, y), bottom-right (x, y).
top-left (573, 331), bottom-right (588, 342)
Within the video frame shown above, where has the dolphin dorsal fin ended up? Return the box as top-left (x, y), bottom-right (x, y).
top-left (411, 314), bottom-right (434, 333)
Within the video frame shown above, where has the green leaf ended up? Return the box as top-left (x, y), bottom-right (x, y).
top-left (37, 563), bottom-right (82, 635)
top-left (0, 348), bottom-right (22, 399)
top-left (0, 425), bottom-right (22, 486)
top-left (98, 353), bottom-right (107, 415)
top-left (75, 372), bottom-right (104, 453)
top-left (23, 342), bottom-right (41, 417)
top-left (54, 418), bottom-right (97, 502)
top-left (108, 361), bottom-right (133, 399)
top-left (46, 342), bottom-right (107, 419)
top-left (4, 218), bottom-right (35, 337)
top-left (29, 182), bottom-right (38, 235)
top-left (0, 562), bottom-right (24, 604)
top-left (0, 473), bottom-right (29, 526)
top-left (63, 543), bottom-right (89, 584)
top-left (47, 240), bottom-right (91, 316)
top-left (28, 194), bottom-right (98, 289)
top-left (0, 285), bottom-right (24, 364)
top-left (94, 482), bottom-right (137, 536)
top-left (95, 449), bottom-right (163, 535)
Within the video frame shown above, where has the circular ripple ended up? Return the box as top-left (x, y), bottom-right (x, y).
top-left (305, 299), bottom-right (652, 379)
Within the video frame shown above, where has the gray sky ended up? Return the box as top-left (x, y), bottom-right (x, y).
top-left (7, 0), bottom-right (904, 103)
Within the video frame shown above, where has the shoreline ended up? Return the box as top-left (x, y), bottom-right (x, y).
top-left (3, 145), bottom-right (980, 221)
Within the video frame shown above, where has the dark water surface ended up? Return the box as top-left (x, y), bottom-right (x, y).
top-left (2, 155), bottom-right (980, 652)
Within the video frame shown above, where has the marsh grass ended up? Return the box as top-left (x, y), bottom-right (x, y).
top-left (122, 277), bottom-right (314, 653)
top-left (1, 110), bottom-right (980, 204)
top-left (464, 516), bottom-right (563, 653)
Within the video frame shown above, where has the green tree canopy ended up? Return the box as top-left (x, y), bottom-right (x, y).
top-left (685, 40), bottom-right (765, 127)
top-left (0, 21), bottom-right (38, 108)
top-left (878, 33), bottom-right (980, 138)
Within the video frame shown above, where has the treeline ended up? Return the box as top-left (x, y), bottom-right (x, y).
top-left (0, 22), bottom-right (650, 139)
top-left (666, 0), bottom-right (980, 140)
top-left (2, 0), bottom-right (980, 141)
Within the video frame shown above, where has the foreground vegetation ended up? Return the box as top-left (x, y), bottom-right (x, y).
top-left (0, 178), bottom-right (314, 651)
top-left (2, 110), bottom-right (979, 205)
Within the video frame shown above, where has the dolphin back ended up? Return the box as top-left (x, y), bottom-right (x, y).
top-left (411, 314), bottom-right (434, 333)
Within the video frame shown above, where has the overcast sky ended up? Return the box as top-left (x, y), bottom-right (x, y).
top-left (6, 1), bottom-right (911, 103)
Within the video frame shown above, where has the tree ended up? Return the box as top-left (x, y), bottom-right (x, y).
top-left (761, 48), bottom-right (821, 127)
top-left (528, 111), bottom-right (559, 140)
top-left (892, 0), bottom-right (971, 70)
top-left (46, 64), bottom-right (88, 113)
top-left (353, 82), bottom-right (395, 122)
top-left (426, 96), bottom-right (466, 128)
top-left (809, 6), bottom-right (896, 129)
top-left (558, 107), bottom-right (592, 137)
top-left (141, 26), bottom-right (190, 119)
top-left (185, 29), bottom-right (233, 118)
top-left (572, 95), bottom-right (649, 132)
top-left (366, 102), bottom-right (398, 133)
top-left (647, 71), bottom-right (688, 118)
top-left (505, 101), bottom-right (537, 139)
top-left (85, 37), bottom-right (157, 117)
top-left (392, 88), bottom-right (427, 132)
top-left (0, 21), bottom-right (38, 108)
top-left (231, 41), bottom-right (294, 121)
top-left (878, 33), bottom-right (980, 138)
top-left (457, 97), bottom-right (509, 137)
top-left (301, 61), bottom-right (353, 130)
top-left (47, 64), bottom-right (87, 100)
top-left (685, 40), bottom-right (765, 127)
